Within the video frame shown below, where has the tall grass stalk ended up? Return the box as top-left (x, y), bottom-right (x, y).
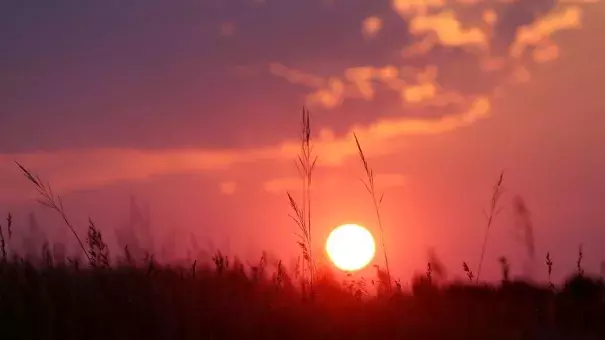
top-left (0, 222), bottom-right (6, 262)
top-left (577, 244), bottom-right (584, 276)
top-left (353, 133), bottom-right (391, 291)
top-left (476, 171), bottom-right (504, 282)
top-left (287, 108), bottom-right (317, 291)
top-left (463, 262), bottom-right (475, 281)
top-left (87, 218), bottom-right (110, 268)
top-left (0, 213), bottom-right (10, 262)
top-left (546, 252), bottom-right (554, 290)
top-left (15, 161), bottom-right (93, 264)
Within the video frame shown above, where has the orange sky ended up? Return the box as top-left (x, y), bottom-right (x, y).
top-left (0, 0), bottom-right (604, 283)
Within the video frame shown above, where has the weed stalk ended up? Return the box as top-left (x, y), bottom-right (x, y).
top-left (353, 133), bottom-right (391, 291)
top-left (16, 161), bottom-right (93, 264)
top-left (476, 171), bottom-right (504, 282)
top-left (287, 108), bottom-right (317, 294)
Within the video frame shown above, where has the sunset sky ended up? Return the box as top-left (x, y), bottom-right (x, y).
top-left (1, 0), bottom-right (604, 282)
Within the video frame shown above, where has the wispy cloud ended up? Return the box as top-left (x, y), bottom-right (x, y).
top-left (263, 173), bottom-right (406, 195)
top-left (268, 0), bottom-right (589, 121)
top-left (408, 11), bottom-right (488, 49)
top-left (263, 177), bottom-right (301, 194)
top-left (219, 21), bottom-right (237, 37)
top-left (509, 6), bottom-right (582, 60)
top-left (362, 16), bottom-right (384, 39)
top-left (220, 181), bottom-right (238, 195)
top-left (2, 97), bottom-right (487, 198)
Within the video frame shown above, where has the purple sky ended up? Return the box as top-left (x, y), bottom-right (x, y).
top-left (1, 0), bottom-right (604, 283)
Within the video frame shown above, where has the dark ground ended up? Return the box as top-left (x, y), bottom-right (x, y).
top-left (0, 251), bottom-right (603, 340)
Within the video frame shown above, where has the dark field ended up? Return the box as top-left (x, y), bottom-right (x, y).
top-left (0, 250), bottom-right (603, 340)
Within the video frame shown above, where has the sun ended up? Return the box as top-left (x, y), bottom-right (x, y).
top-left (326, 224), bottom-right (376, 272)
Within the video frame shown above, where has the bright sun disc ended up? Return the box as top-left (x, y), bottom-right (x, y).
top-left (326, 224), bottom-right (375, 272)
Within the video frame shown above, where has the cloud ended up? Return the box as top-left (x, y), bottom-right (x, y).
top-left (532, 40), bottom-right (560, 63)
top-left (509, 6), bottom-right (582, 59)
top-left (408, 11), bottom-right (488, 49)
top-left (271, 61), bottom-right (475, 113)
top-left (3, 148), bottom-right (274, 199)
top-left (219, 21), bottom-right (237, 37)
top-left (263, 177), bottom-right (301, 194)
top-left (362, 16), bottom-right (384, 39)
top-left (220, 181), bottom-right (238, 195)
top-left (482, 9), bottom-right (497, 26)
top-left (510, 66), bottom-right (531, 84)
top-left (1, 96), bottom-right (490, 199)
top-left (266, 0), bottom-right (590, 134)
top-left (268, 63), bottom-right (325, 89)
top-left (391, 0), bottom-right (445, 17)
top-left (263, 173), bottom-right (406, 195)
top-left (374, 173), bottom-right (407, 189)
top-left (279, 96), bottom-right (491, 166)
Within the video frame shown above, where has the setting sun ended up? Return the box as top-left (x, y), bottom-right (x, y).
top-left (326, 224), bottom-right (376, 272)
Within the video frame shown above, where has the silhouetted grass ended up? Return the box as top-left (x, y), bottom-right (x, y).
top-left (354, 133), bottom-right (392, 292)
top-left (0, 245), bottom-right (603, 340)
top-left (287, 107), bottom-right (317, 294)
top-left (16, 161), bottom-right (92, 264)
top-left (476, 171), bottom-right (504, 282)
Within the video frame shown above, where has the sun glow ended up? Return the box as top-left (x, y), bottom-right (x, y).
top-left (326, 224), bottom-right (376, 272)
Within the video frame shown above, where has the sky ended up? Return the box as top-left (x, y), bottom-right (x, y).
top-left (1, 0), bottom-right (604, 283)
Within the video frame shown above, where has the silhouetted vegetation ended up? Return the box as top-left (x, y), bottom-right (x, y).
top-left (0, 246), bottom-right (603, 340)
top-left (354, 133), bottom-right (392, 291)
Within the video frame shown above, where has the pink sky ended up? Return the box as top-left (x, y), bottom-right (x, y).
top-left (0, 0), bottom-right (603, 283)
